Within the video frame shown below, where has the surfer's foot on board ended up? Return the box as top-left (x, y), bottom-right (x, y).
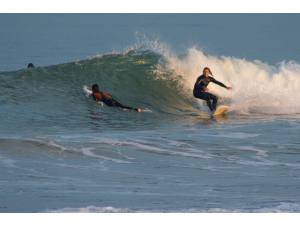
top-left (210, 110), bottom-right (216, 117)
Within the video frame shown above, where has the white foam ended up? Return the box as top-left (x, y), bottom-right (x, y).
top-left (80, 147), bottom-right (131, 163)
top-left (27, 138), bottom-right (68, 152)
top-left (48, 202), bottom-right (300, 213)
top-left (25, 138), bottom-right (131, 164)
top-left (48, 206), bottom-right (132, 213)
top-left (205, 132), bottom-right (260, 139)
top-left (88, 137), bottom-right (211, 159)
top-left (237, 145), bottom-right (268, 157)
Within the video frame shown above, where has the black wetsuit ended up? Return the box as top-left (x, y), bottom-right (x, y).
top-left (193, 75), bottom-right (227, 111)
top-left (92, 92), bottom-right (135, 110)
top-left (103, 98), bottom-right (134, 110)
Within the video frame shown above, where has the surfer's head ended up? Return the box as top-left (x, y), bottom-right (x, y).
top-left (27, 63), bottom-right (34, 69)
top-left (92, 84), bottom-right (100, 93)
top-left (203, 67), bottom-right (212, 77)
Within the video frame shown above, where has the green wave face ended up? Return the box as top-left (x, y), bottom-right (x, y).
top-left (0, 50), bottom-right (198, 134)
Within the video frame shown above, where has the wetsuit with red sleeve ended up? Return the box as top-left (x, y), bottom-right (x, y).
top-left (92, 91), bottom-right (138, 111)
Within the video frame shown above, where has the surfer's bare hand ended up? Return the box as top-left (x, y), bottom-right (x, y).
top-left (204, 88), bottom-right (209, 92)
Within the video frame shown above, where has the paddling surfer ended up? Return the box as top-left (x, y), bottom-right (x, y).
top-left (90, 84), bottom-right (142, 112)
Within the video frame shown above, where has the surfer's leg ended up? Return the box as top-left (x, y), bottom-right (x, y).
top-left (116, 102), bottom-right (134, 110)
top-left (111, 99), bottom-right (134, 110)
top-left (104, 99), bottom-right (141, 112)
top-left (195, 92), bottom-right (214, 111)
top-left (208, 93), bottom-right (218, 111)
top-left (205, 97), bottom-right (214, 111)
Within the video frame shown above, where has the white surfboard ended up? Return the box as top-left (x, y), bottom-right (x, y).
top-left (213, 105), bottom-right (229, 116)
top-left (83, 85), bottom-right (92, 96)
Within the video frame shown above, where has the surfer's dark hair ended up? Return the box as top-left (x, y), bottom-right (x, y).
top-left (92, 84), bottom-right (99, 92)
top-left (203, 67), bottom-right (213, 76)
top-left (27, 63), bottom-right (34, 68)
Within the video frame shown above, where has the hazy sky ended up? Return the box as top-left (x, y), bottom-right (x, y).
top-left (1, 14), bottom-right (300, 70)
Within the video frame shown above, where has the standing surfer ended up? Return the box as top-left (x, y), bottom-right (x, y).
top-left (90, 84), bottom-right (142, 112)
top-left (193, 67), bottom-right (231, 113)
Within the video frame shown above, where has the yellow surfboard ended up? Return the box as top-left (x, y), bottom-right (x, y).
top-left (213, 105), bottom-right (229, 116)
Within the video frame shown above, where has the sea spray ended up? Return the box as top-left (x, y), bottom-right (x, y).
top-left (143, 40), bottom-right (300, 115)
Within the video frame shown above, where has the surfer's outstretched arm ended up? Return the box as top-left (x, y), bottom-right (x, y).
top-left (210, 77), bottom-right (231, 89)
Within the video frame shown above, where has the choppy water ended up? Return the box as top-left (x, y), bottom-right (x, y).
top-left (1, 14), bottom-right (300, 212)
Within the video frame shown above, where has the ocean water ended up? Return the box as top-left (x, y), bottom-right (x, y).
top-left (1, 14), bottom-right (300, 212)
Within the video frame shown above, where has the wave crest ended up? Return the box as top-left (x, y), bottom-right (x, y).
top-left (1, 39), bottom-right (300, 116)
